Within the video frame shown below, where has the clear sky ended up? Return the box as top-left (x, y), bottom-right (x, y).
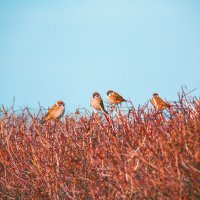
top-left (1, 0), bottom-right (200, 112)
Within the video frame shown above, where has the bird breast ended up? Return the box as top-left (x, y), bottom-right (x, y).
top-left (53, 107), bottom-right (65, 119)
top-left (90, 98), bottom-right (101, 111)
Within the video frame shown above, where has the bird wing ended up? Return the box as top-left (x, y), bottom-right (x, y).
top-left (113, 92), bottom-right (126, 102)
top-left (41, 104), bottom-right (57, 123)
top-left (156, 97), bottom-right (168, 107)
top-left (151, 96), bottom-right (169, 110)
top-left (45, 105), bottom-right (55, 117)
top-left (99, 99), bottom-right (108, 114)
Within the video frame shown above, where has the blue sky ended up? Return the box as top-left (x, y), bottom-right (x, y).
top-left (1, 0), bottom-right (200, 112)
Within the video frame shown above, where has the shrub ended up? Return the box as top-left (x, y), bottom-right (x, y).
top-left (0, 90), bottom-right (199, 199)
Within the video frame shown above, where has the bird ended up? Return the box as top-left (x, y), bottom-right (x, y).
top-left (90, 92), bottom-right (108, 114)
top-left (106, 90), bottom-right (127, 105)
top-left (41, 100), bottom-right (65, 124)
top-left (150, 93), bottom-right (170, 111)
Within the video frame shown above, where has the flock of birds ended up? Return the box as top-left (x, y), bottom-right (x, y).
top-left (41, 90), bottom-right (170, 124)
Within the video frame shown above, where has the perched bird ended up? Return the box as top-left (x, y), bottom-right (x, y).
top-left (106, 90), bottom-right (127, 105)
top-left (41, 100), bottom-right (65, 124)
top-left (150, 93), bottom-right (169, 111)
top-left (90, 92), bottom-right (108, 114)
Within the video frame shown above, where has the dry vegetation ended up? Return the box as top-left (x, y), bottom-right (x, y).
top-left (0, 90), bottom-right (200, 199)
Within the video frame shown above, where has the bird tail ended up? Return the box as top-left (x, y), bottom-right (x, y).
top-left (101, 107), bottom-right (109, 115)
top-left (123, 98), bottom-right (131, 103)
top-left (41, 117), bottom-right (46, 124)
top-left (41, 115), bottom-right (48, 124)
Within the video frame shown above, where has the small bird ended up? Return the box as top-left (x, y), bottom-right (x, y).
top-left (90, 92), bottom-right (108, 114)
top-left (150, 93), bottom-right (169, 111)
top-left (106, 90), bottom-right (127, 105)
top-left (41, 100), bottom-right (65, 124)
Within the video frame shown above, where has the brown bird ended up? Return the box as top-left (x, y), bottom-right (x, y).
top-left (150, 93), bottom-right (169, 111)
top-left (41, 100), bottom-right (65, 124)
top-left (106, 90), bottom-right (127, 105)
top-left (90, 92), bottom-right (108, 114)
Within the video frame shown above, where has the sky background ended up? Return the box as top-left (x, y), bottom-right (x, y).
top-left (1, 0), bottom-right (200, 113)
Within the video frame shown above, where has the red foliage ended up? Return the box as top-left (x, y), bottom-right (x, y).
top-left (0, 91), bottom-right (199, 199)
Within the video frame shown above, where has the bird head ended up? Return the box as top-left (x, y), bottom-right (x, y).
top-left (56, 100), bottom-right (65, 108)
top-left (106, 90), bottom-right (113, 96)
top-left (93, 92), bottom-right (100, 98)
top-left (153, 93), bottom-right (158, 97)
